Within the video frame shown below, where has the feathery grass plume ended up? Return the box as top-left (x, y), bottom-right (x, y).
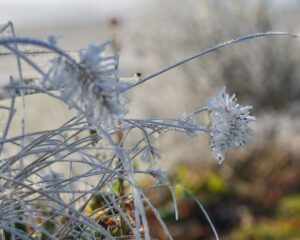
top-left (47, 42), bottom-right (130, 128)
top-left (206, 87), bottom-right (255, 164)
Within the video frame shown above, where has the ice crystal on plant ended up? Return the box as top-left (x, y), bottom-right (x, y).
top-left (47, 35), bottom-right (58, 46)
top-left (207, 87), bottom-right (255, 164)
top-left (47, 42), bottom-right (129, 127)
top-left (141, 145), bottom-right (161, 163)
top-left (178, 113), bottom-right (198, 137)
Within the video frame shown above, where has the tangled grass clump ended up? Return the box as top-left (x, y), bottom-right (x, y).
top-left (0, 21), bottom-right (298, 239)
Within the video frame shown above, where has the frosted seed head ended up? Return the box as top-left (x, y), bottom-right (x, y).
top-left (206, 87), bottom-right (255, 163)
top-left (47, 41), bottom-right (129, 129)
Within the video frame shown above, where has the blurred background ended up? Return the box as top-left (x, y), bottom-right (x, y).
top-left (1, 0), bottom-right (300, 239)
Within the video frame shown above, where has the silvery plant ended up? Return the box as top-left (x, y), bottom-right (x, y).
top-left (0, 21), bottom-right (298, 239)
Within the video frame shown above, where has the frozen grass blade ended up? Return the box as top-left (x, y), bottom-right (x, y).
top-left (185, 190), bottom-right (219, 240)
top-left (125, 32), bottom-right (300, 91)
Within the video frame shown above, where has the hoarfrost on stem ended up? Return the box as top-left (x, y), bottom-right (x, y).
top-left (47, 42), bottom-right (130, 128)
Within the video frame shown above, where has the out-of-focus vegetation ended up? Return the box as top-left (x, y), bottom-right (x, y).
top-left (143, 149), bottom-right (300, 239)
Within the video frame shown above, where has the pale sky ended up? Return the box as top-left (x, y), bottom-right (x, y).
top-left (0, 0), bottom-right (142, 28)
top-left (1, 0), bottom-right (296, 29)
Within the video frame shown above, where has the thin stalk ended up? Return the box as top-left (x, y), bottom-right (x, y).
top-left (116, 121), bottom-right (126, 236)
top-left (7, 22), bottom-right (25, 173)
top-left (124, 32), bottom-right (299, 92)
top-left (185, 190), bottom-right (219, 240)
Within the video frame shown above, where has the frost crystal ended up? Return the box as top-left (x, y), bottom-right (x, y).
top-left (47, 42), bottom-right (129, 127)
top-left (207, 87), bottom-right (255, 164)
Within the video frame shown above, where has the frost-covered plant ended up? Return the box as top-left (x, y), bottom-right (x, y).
top-left (207, 87), bottom-right (255, 164)
top-left (47, 42), bottom-right (129, 127)
top-left (0, 21), bottom-right (299, 239)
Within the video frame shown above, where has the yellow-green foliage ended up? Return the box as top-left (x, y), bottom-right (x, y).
top-left (173, 164), bottom-right (228, 199)
top-left (231, 218), bottom-right (300, 240)
top-left (277, 194), bottom-right (300, 217)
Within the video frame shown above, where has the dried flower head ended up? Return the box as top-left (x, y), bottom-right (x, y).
top-left (47, 42), bottom-right (129, 127)
top-left (207, 87), bottom-right (255, 164)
